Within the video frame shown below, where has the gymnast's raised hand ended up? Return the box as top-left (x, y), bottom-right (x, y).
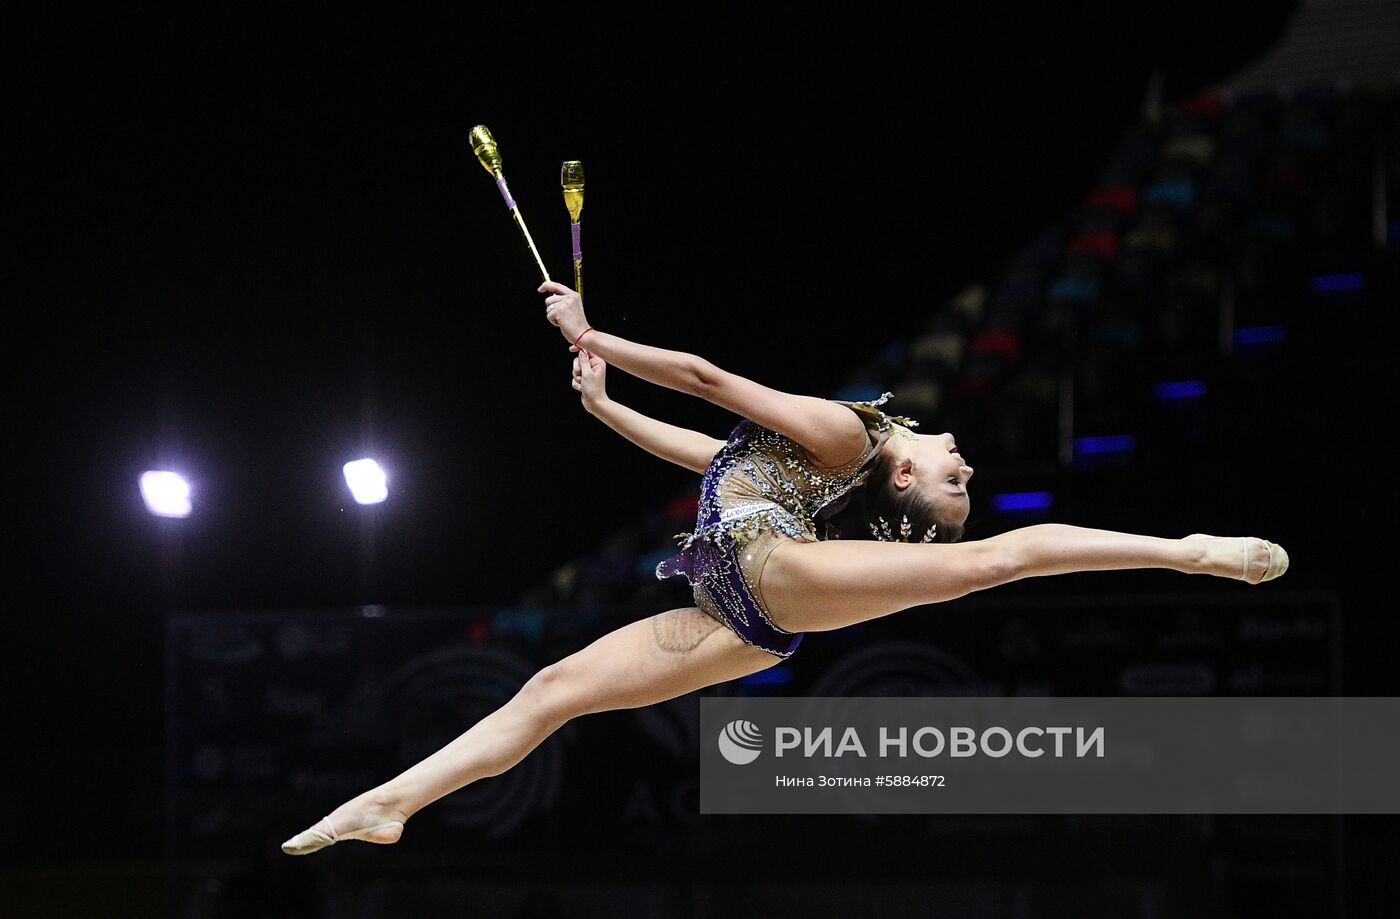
top-left (539, 280), bottom-right (591, 351)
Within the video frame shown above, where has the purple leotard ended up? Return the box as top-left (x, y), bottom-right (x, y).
top-left (656, 394), bottom-right (914, 658)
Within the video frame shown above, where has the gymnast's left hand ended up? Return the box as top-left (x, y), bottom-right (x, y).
top-left (539, 280), bottom-right (589, 346)
top-left (572, 350), bottom-right (608, 414)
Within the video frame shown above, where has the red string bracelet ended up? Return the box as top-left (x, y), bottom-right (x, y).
top-left (573, 326), bottom-right (594, 350)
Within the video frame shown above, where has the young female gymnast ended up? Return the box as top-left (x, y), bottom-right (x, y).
top-left (282, 280), bottom-right (1286, 854)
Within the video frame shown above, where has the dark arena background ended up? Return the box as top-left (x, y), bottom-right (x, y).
top-left (9, 3), bottom-right (1400, 917)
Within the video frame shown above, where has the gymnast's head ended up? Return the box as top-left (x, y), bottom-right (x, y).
top-left (862, 424), bottom-right (971, 543)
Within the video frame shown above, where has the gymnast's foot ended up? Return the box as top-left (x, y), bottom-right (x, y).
top-left (281, 796), bottom-right (409, 855)
top-left (1185, 534), bottom-right (1289, 584)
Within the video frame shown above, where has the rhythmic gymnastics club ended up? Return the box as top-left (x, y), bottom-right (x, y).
top-left (557, 160), bottom-right (585, 294)
top-left (561, 160), bottom-right (584, 296)
top-left (469, 124), bottom-right (551, 282)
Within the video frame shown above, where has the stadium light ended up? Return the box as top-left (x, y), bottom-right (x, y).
top-left (1311, 272), bottom-right (1363, 293)
top-left (1075, 435), bottom-right (1136, 456)
top-left (140, 471), bottom-right (192, 518)
top-left (1154, 381), bottom-right (1207, 400)
top-left (1234, 325), bottom-right (1286, 347)
top-left (992, 491), bottom-right (1054, 512)
top-left (343, 458), bottom-right (388, 505)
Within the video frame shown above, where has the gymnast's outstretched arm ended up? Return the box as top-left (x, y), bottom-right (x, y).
top-left (540, 281), bottom-right (868, 468)
top-left (571, 349), bottom-right (725, 475)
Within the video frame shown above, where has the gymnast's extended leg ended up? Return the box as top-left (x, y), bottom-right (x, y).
top-left (761, 526), bottom-right (1284, 633)
top-left (282, 606), bottom-right (778, 853)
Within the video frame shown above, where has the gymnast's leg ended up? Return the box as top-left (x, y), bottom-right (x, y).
top-left (761, 526), bottom-right (1283, 633)
top-left (281, 606), bottom-right (778, 853)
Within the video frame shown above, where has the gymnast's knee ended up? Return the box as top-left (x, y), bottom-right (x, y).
top-left (516, 663), bottom-right (575, 727)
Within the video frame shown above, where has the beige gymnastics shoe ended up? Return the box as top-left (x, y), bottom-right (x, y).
top-left (281, 814), bottom-right (405, 856)
top-left (1187, 534), bottom-right (1289, 584)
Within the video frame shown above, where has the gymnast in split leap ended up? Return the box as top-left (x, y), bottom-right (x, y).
top-left (282, 280), bottom-right (1286, 854)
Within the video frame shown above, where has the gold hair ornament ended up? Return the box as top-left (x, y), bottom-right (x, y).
top-left (850, 392), bottom-right (921, 431)
top-left (869, 514), bottom-right (939, 543)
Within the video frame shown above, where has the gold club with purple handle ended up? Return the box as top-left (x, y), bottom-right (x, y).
top-left (561, 160), bottom-right (584, 296)
top-left (470, 124), bottom-right (550, 282)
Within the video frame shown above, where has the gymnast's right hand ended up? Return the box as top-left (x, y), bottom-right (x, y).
top-left (539, 280), bottom-right (590, 347)
top-left (572, 350), bottom-right (608, 414)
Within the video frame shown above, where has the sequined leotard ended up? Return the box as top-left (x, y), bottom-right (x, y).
top-left (655, 393), bottom-right (919, 658)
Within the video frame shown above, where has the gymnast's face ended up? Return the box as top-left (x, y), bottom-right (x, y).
top-left (891, 428), bottom-right (974, 525)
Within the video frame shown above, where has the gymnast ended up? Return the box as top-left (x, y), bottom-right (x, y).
top-left (282, 280), bottom-right (1285, 853)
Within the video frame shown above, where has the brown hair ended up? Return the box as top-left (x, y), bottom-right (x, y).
top-left (861, 449), bottom-right (966, 543)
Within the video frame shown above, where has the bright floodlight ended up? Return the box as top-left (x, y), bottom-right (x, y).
top-left (343, 458), bottom-right (388, 505)
top-left (140, 471), bottom-right (192, 517)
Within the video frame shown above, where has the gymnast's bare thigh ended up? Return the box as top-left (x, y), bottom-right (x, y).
top-left (754, 537), bottom-right (820, 634)
top-left (757, 537), bottom-right (986, 634)
top-left (628, 607), bottom-right (782, 695)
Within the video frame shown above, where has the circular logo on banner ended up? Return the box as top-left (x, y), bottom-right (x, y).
top-left (717, 719), bottom-right (764, 765)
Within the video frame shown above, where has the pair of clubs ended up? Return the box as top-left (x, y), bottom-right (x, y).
top-left (470, 124), bottom-right (584, 292)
